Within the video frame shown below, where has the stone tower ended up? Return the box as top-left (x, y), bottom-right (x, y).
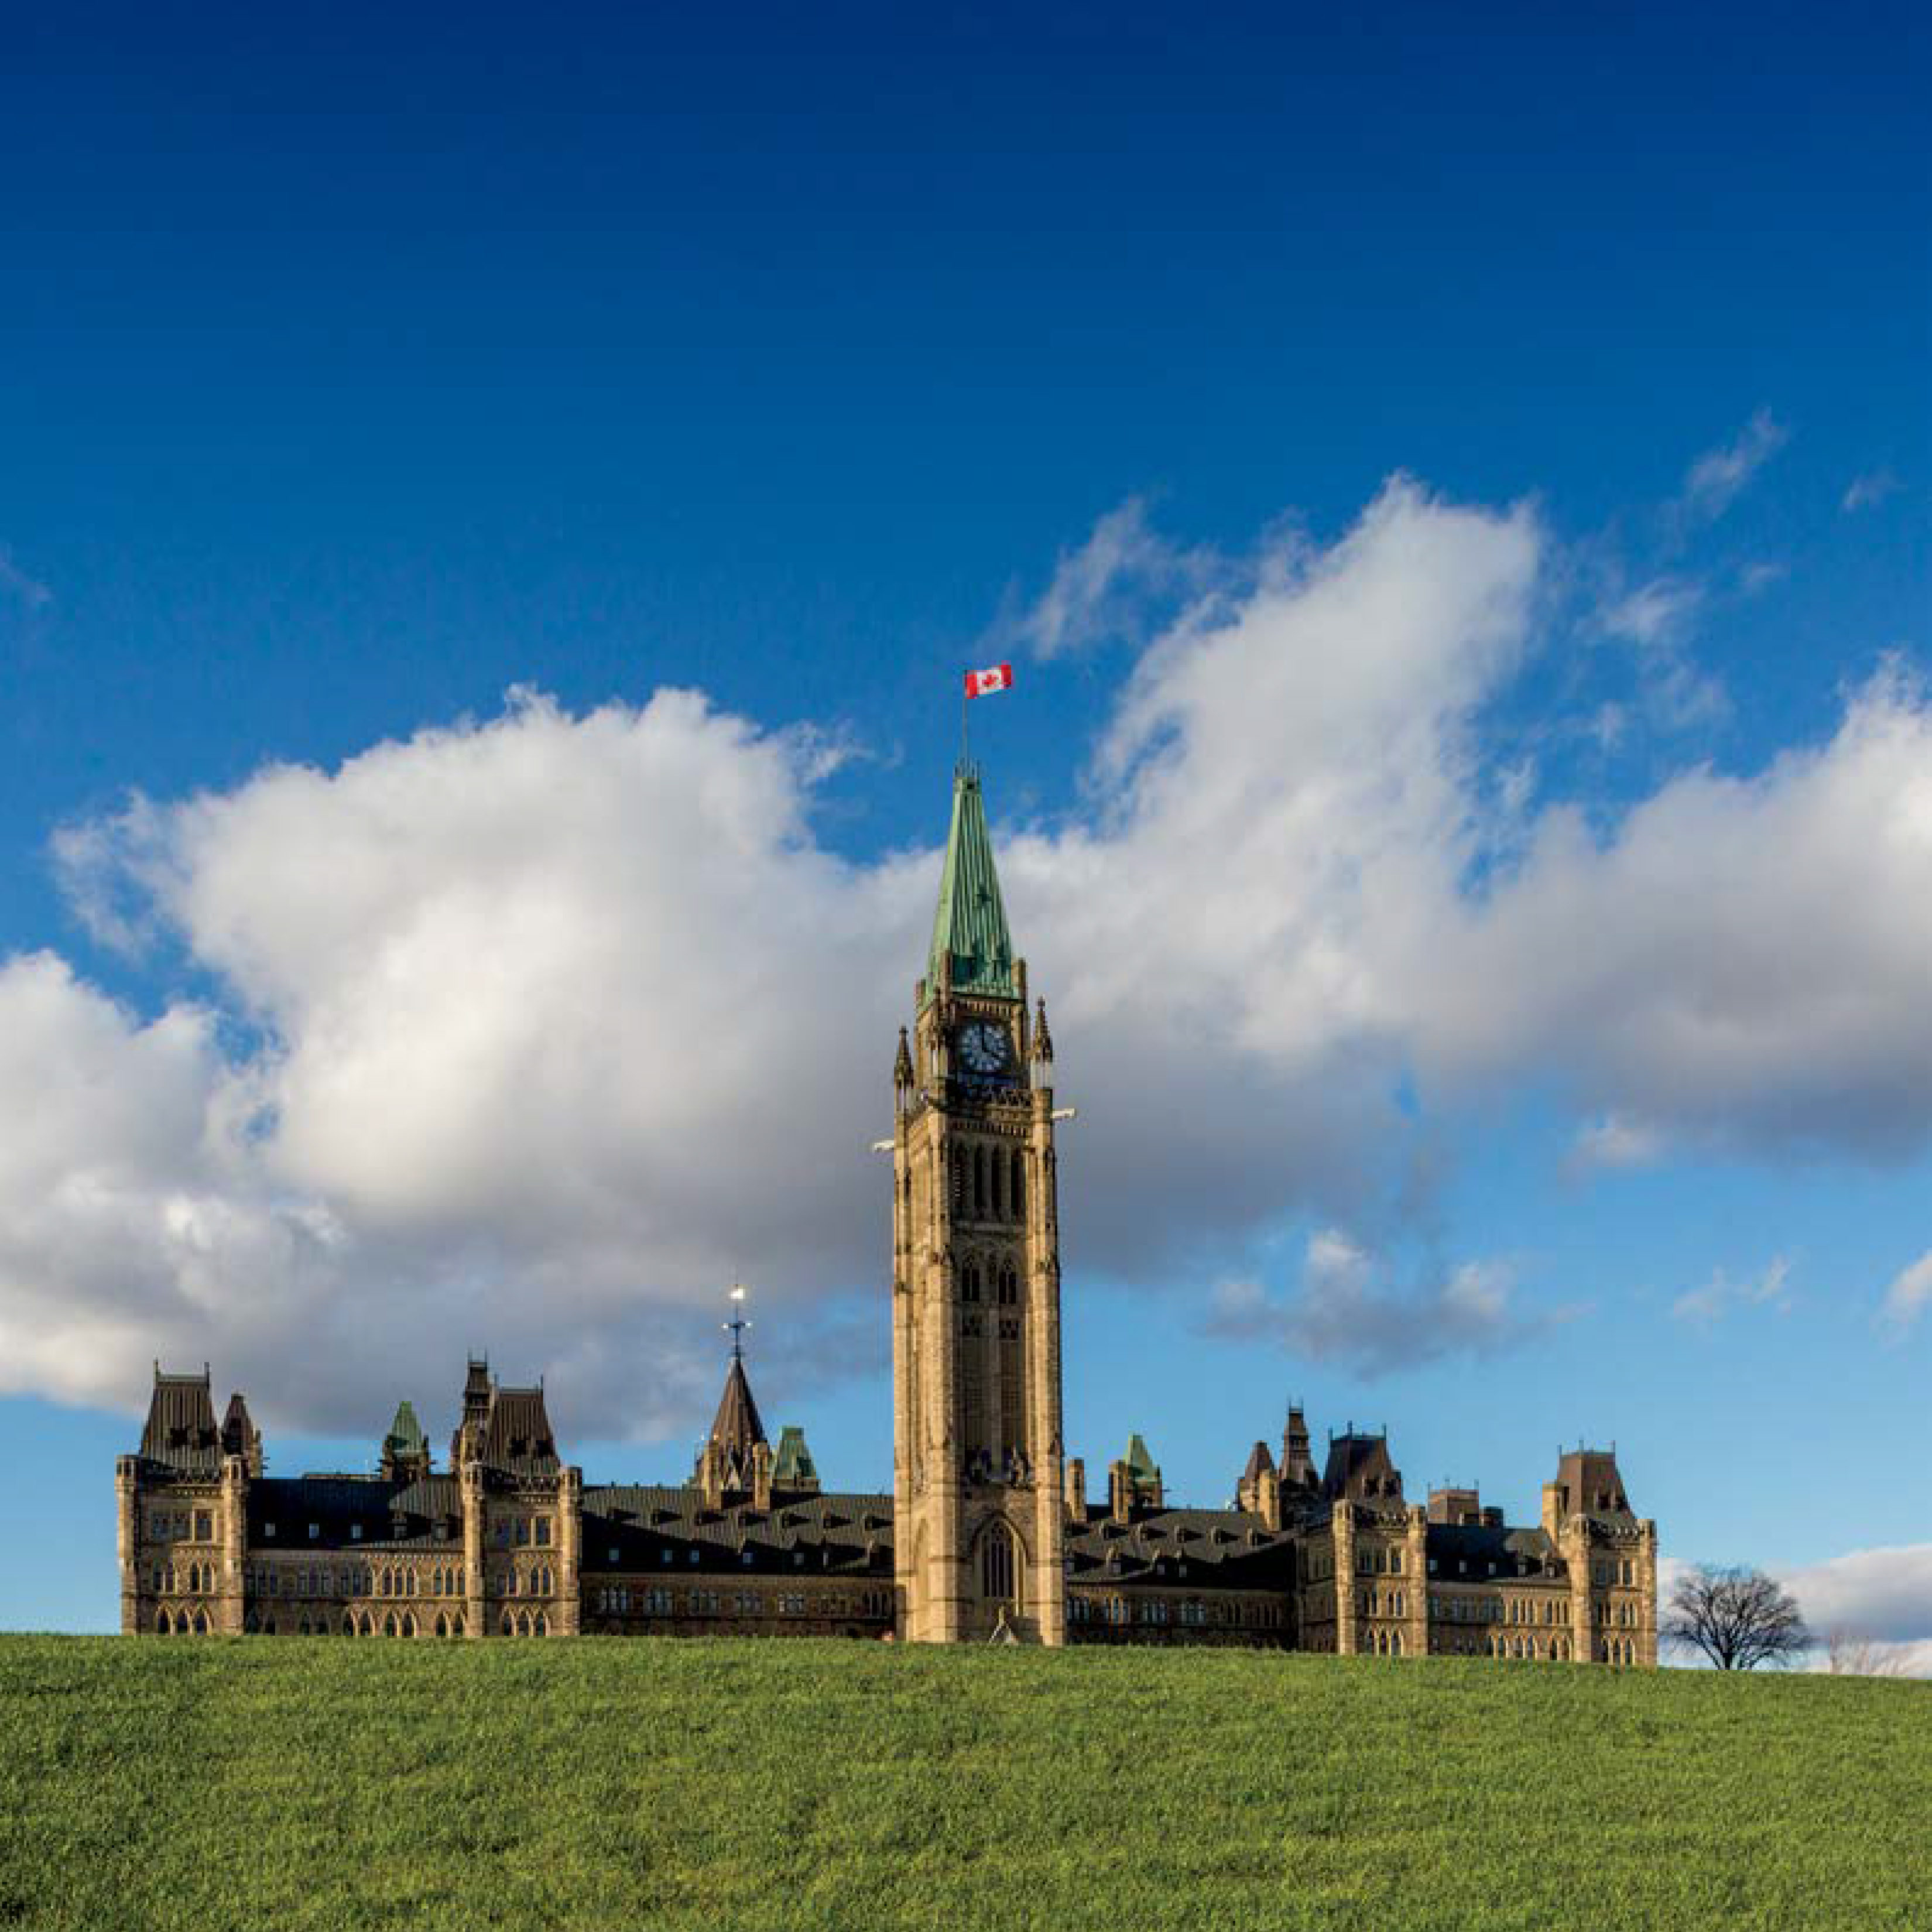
top-left (893, 763), bottom-right (1067, 1644)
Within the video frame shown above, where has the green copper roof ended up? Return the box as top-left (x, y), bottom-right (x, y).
top-left (1124, 1434), bottom-right (1160, 1482)
top-left (383, 1400), bottom-right (427, 1458)
top-left (772, 1424), bottom-right (817, 1484)
top-left (926, 764), bottom-right (1015, 1003)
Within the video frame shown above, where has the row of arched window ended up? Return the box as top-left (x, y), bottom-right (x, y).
top-left (1067, 1594), bottom-right (1285, 1630)
top-left (155, 1561), bottom-right (216, 1594)
top-left (238, 1564), bottom-right (471, 1599)
top-left (170, 1609), bottom-right (475, 1636)
top-left (951, 1144), bottom-right (1026, 1224)
top-left (499, 1611), bottom-right (550, 1637)
top-left (958, 1257), bottom-right (1020, 1306)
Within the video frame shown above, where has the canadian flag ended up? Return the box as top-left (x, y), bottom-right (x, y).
top-left (964, 662), bottom-right (1014, 698)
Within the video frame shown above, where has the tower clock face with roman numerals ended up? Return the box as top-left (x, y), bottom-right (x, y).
top-left (956, 1020), bottom-right (1011, 1077)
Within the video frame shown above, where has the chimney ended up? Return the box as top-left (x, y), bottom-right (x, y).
top-left (1256, 1465), bottom-right (1283, 1533)
top-left (1064, 1457), bottom-right (1086, 1522)
top-left (1541, 1480), bottom-right (1564, 1542)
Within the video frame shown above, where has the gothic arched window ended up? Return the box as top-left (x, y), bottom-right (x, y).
top-left (996, 1262), bottom-right (1018, 1307)
top-left (1010, 1149), bottom-right (1025, 1220)
top-left (951, 1148), bottom-right (965, 1211)
top-left (961, 1260), bottom-right (981, 1303)
top-left (979, 1520), bottom-right (1016, 1605)
top-left (973, 1146), bottom-right (987, 1217)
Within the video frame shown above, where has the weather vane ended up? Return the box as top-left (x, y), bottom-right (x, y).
top-left (722, 1282), bottom-right (751, 1361)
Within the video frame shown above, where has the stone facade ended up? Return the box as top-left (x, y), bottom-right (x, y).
top-left (118, 760), bottom-right (1657, 1664)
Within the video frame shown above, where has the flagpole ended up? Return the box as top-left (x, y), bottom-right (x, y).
top-left (960, 678), bottom-right (969, 771)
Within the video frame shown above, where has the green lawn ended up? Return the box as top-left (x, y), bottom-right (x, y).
top-left (0, 1637), bottom-right (1924, 1931)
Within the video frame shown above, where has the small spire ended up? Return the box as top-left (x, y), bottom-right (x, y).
top-left (1032, 997), bottom-right (1053, 1063)
top-left (893, 1025), bottom-right (913, 1088)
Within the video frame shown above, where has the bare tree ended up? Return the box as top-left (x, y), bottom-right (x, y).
top-left (1825, 1629), bottom-right (1907, 1678)
top-left (1662, 1564), bottom-right (1809, 1670)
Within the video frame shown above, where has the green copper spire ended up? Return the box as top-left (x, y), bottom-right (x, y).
top-left (383, 1399), bottom-right (427, 1461)
top-left (926, 763), bottom-right (1016, 1003)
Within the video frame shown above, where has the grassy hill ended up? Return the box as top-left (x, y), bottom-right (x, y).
top-left (0, 1638), bottom-right (1924, 1931)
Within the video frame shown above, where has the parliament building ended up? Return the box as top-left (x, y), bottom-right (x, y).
top-left (117, 763), bottom-right (1659, 1663)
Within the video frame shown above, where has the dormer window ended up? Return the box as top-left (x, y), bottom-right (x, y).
top-left (263, 1522), bottom-right (277, 1539)
top-left (308, 1523), bottom-right (320, 1540)
top-left (350, 1523), bottom-right (363, 1541)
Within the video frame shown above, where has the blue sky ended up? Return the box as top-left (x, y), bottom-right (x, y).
top-left (2, 5), bottom-right (1928, 1645)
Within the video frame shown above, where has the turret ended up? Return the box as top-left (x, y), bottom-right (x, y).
top-left (1281, 1404), bottom-right (1317, 1490)
top-left (220, 1392), bottom-right (262, 1477)
top-left (893, 1026), bottom-right (914, 1111)
top-left (452, 1356), bottom-right (491, 1464)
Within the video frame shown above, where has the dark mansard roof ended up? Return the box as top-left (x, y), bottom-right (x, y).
top-left (480, 1386), bottom-right (559, 1478)
top-left (139, 1370), bottom-right (222, 1475)
top-left (1320, 1431), bottom-right (1405, 1505)
top-left (1424, 1520), bottom-right (1566, 1583)
top-left (1066, 1505), bottom-right (1297, 1592)
top-left (582, 1484), bottom-right (893, 1576)
top-left (1554, 1448), bottom-right (1640, 1529)
top-left (244, 1472), bottom-right (465, 1551)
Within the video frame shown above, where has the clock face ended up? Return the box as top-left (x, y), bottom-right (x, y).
top-left (957, 1021), bottom-right (1010, 1077)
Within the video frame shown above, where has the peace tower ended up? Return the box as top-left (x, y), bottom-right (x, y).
top-left (891, 763), bottom-right (1067, 1643)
